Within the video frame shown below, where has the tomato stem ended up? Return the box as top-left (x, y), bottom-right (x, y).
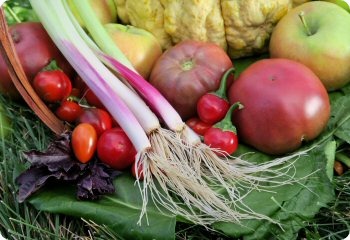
top-left (42, 60), bottom-right (62, 72)
top-left (213, 102), bottom-right (243, 133)
top-left (213, 67), bottom-right (235, 100)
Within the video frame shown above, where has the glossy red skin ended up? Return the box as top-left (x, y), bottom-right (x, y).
top-left (204, 127), bottom-right (238, 156)
top-left (0, 22), bottom-right (74, 99)
top-left (71, 123), bottom-right (97, 163)
top-left (228, 58), bottom-right (330, 155)
top-left (55, 101), bottom-right (83, 122)
top-left (186, 117), bottom-right (212, 136)
top-left (97, 128), bottom-right (137, 170)
top-left (149, 40), bottom-right (233, 120)
top-left (77, 108), bottom-right (112, 136)
top-left (85, 88), bottom-right (105, 109)
top-left (33, 70), bottom-right (72, 103)
top-left (197, 94), bottom-right (230, 124)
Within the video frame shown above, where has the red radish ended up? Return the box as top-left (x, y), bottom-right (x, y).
top-left (197, 68), bottom-right (235, 124)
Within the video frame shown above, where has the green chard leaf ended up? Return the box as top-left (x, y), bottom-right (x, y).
top-left (29, 174), bottom-right (176, 240)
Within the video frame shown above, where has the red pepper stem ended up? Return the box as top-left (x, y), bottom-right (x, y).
top-left (213, 102), bottom-right (243, 133)
top-left (213, 67), bottom-right (235, 100)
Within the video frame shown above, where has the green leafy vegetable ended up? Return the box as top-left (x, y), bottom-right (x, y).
top-left (4, 0), bottom-right (39, 25)
top-left (29, 174), bottom-right (176, 240)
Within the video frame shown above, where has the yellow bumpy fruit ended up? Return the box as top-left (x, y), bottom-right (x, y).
top-left (115, 0), bottom-right (310, 58)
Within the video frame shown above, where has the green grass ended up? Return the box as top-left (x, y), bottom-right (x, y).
top-left (0, 96), bottom-right (121, 239)
top-left (0, 95), bottom-right (349, 240)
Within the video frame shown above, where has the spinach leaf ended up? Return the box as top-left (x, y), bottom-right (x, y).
top-left (4, 0), bottom-right (39, 25)
top-left (29, 174), bottom-right (176, 240)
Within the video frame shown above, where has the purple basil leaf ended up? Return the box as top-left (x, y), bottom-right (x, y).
top-left (16, 133), bottom-right (121, 202)
top-left (16, 167), bottom-right (57, 202)
top-left (77, 161), bottom-right (121, 200)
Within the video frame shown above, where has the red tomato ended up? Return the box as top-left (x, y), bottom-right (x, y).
top-left (228, 59), bottom-right (330, 155)
top-left (149, 40), bottom-right (233, 120)
top-left (55, 101), bottom-right (83, 122)
top-left (97, 128), bottom-right (137, 170)
top-left (72, 75), bottom-right (87, 95)
top-left (186, 117), bottom-right (212, 136)
top-left (131, 161), bottom-right (144, 180)
top-left (77, 108), bottom-right (112, 136)
top-left (71, 123), bottom-right (97, 163)
top-left (84, 88), bottom-right (105, 109)
top-left (33, 70), bottom-right (72, 103)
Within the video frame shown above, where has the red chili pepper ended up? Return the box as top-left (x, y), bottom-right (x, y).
top-left (197, 67), bottom-right (235, 124)
top-left (186, 117), bottom-right (212, 136)
top-left (204, 102), bottom-right (243, 156)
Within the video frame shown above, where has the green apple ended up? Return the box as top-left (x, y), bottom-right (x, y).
top-left (269, 1), bottom-right (350, 91)
top-left (67, 0), bottom-right (117, 27)
top-left (105, 24), bottom-right (162, 79)
top-left (320, 0), bottom-right (350, 12)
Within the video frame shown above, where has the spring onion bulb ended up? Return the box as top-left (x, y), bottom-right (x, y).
top-left (29, 0), bottom-right (284, 226)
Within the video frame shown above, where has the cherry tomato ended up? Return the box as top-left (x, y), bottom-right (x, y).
top-left (72, 75), bottom-right (87, 96)
top-left (131, 161), bottom-right (144, 180)
top-left (186, 117), bottom-right (212, 136)
top-left (84, 88), bottom-right (105, 109)
top-left (77, 108), bottom-right (112, 136)
top-left (97, 128), bottom-right (137, 170)
top-left (203, 103), bottom-right (242, 156)
top-left (197, 68), bottom-right (234, 124)
top-left (71, 123), bottom-right (97, 163)
top-left (33, 70), bottom-right (72, 103)
top-left (70, 88), bottom-right (82, 98)
top-left (55, 100), bottom-right (83, 122)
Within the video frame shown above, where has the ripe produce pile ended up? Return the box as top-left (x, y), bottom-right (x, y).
top-left (0, 0), bottom-right (350, 239)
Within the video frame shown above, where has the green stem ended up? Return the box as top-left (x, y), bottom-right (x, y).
top-left (298, 11), bottom-right (312, 36)
top-left (214, 102), bottom-right (243, 132)
top-left (71, 0), bottom-right (133, 69)
top-left (335, 152), bottom-right (350, 168)
top-left (214, 67), bottom-right (235, 100)
top-left (3, 3), bottom-right (22, 24)
top-left (42, 60), bottom-right (61, 71)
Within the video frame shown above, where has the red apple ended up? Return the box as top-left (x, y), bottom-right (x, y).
top-left (105, 24), bottom-right (162, 79)
top-left (269, 1), bottom-right (350, 91)
top-left (0, 22), bottom-right (74, 99)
